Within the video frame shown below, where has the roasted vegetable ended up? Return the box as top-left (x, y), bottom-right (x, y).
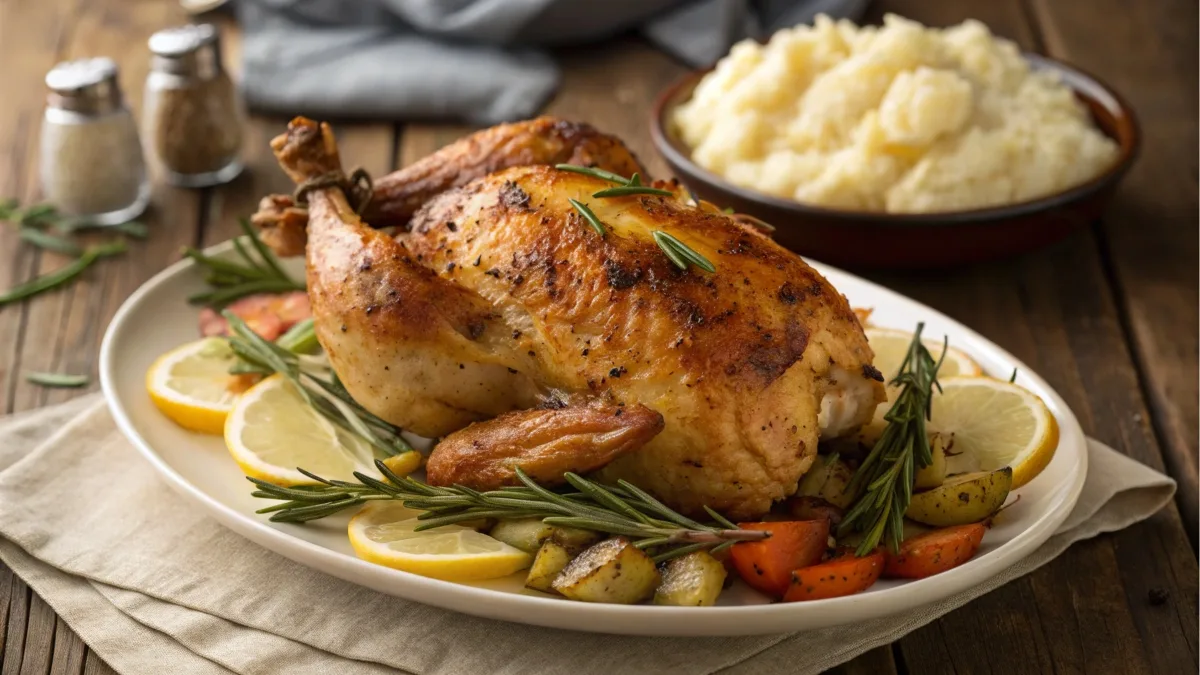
top-left (730, 520), bottom-right (830, 597)
top-left (653, 551), bottom-right (727, 606)
top-left (795, 456), bottom-right (855, 509)
top-left (784, 548), bottom-right (885, 602)
top-left (786, 496), bottom-right (845, 527)
top-left (883, 523), bottom-right (987, 578)
top-left (913, 432), bottom-right (951, 489)
top-left (905, 467), bottom-right (1012, 526)
top-left (525, 540), bottom-right (575, 593)
top-left (552, 537), bottom-right (660, 603)
top-left (489, 517), bottom-right (602, 554)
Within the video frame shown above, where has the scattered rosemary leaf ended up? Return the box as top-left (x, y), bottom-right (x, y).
top-left (568, 198), bottom-right (606, 236)
top-left (114, 220), bottom-right (149, 238)
top-left (592, 185), bottom-right (675, 198)
top-left (652, 230), bottom-right (716, 273)
top-left (25, 371), bottom-right (89, 388)
top-left (19, 204), bottom-right (58, 227)
top-left (0, 241), bottom-right (126, 307)
top-left (554, 164), bottom-right (629, 184)
top-left (19, 228), bottom-right (82, 255)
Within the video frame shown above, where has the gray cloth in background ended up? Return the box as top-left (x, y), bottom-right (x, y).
top-left (237, 0), bottom-right (870, 124)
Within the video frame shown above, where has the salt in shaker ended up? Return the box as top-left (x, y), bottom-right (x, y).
top-left (39, 58), bottom-right (149, 225)
top-left (144, 24), bottom-right (244, 187)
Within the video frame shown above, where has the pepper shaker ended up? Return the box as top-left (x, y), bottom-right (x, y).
top-left (144, 24), bottom-right (244, 187)
top-left (39, 58), bottom-right (150, 225)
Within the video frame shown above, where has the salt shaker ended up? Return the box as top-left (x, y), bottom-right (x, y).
top-left (39, 58), bottom-right (149, 225)
top-left (144, 24), bottom-right (244, 187)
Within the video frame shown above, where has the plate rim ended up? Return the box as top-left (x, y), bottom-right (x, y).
top-left (99, 242), bottom-right (1088, 636)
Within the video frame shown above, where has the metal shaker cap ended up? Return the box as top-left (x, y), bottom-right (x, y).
top-left (45, 57), bottom-right (123, 115)
top-left (148, 24), bottom-right (223, 77)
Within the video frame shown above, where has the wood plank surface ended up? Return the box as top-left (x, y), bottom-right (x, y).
top-left (1030, 0), bottom-right (1200, 544)
top-left (0, 0), bottom-right (1194, 673)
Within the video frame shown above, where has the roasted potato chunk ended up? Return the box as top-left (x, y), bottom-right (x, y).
top-left (525, 540), bottom-right (575, 593)
top-left (490, 518), bottom-right (554, 553)
top-left (796, 456), bottom-right (855, 509)
top-left (906, 467), bottom-right (1012, 526)
top-left (489, 518), bottom-right (602, 554)
top-left (913, 432), bottom-right (951, 489)
top-left (552, 537), bottom-right (660, 604)
top-left (653, 551), bottom-right (727, 606)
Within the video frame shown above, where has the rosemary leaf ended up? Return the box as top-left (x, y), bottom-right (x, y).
top-left (591, 185), bottom-right (674, 198)
top-left (114, 220), bottom-right (149, 238)
top-left (652, 230), bottom-right (715, 273)
top-left (568, 198), bottom-right (607, 236)
top-left (19, 228), bottom-right (82, 255)
top-left (0, 242), bottom-right (126, 307)
top-left (25, 371), bottom-right (89, 388)
top-left (554, 164), bottom-right (630, 184)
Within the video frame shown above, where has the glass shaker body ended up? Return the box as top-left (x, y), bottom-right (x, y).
top-left (143, 25), bottom-right (244, 187)
top-left (39, 58), bottom-right (149, 225)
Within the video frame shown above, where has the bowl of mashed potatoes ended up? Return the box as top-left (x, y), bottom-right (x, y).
top-left (651, 14), bottom-right (1139, 269)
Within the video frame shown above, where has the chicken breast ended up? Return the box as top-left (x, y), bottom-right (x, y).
top-left (272, 117), bottom-right (884, 519)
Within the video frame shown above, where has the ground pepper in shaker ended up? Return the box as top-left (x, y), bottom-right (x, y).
top-left (144, 24), bottom-right (244, 187)
top-left (39, 58), bottom-right (149, 225)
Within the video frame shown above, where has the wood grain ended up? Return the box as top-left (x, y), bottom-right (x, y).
top-left (1029, 0), bottom-right (1200, 545)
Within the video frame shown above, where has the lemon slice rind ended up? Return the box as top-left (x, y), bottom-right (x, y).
top-left (147, 337), bottom-right (242, 434)
top-left (348, 502), bottom-right (532, 581)
top-left (931, 376), bottom-right (1059, 489)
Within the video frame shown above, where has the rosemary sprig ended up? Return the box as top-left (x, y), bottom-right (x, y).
top-left (250, 463), bottom-right (768, 562)
top-left (223, 312), bottom-right (413, 458)
top-left (838, 323), bottom-right (946, 556)
top-left (184, 218), bottom-right (303, 309)
top-left (652, 230), bottom-right (716, 273)
top-left (0, 241), bottom-right (127, 307)
top-left (25, 371), bottom-right (89, 388)
top-left (567, 198), bottom-right (606, 236)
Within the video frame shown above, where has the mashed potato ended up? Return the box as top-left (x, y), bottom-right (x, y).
top-left (672, 15), bottom-right (1119, 213)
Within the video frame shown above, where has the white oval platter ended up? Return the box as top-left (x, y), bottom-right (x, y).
top-left (100, 244), bottom-right (1086, 637)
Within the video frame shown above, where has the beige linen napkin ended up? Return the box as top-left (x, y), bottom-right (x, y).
top-left (0, 396), bottom-right (1175, 675)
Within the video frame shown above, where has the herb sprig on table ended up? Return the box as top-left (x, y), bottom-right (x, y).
top-left (839, 323), bottom-right (946, 556)
top-left (0, 199), bottom-right (144, 307)
top-left (249, 464), bottom-right (768, 563)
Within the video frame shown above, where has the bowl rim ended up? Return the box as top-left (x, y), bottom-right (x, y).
top-left (650, 52), bottom-right (1142, 227)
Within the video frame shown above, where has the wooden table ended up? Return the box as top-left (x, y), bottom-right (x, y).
top-left (1, 0), bottom-right (1196, 673)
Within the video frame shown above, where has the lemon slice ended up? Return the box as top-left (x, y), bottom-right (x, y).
top-left (147, 337), bottom-right (243, 434)
top-left (930, 376), bottom-right (1059, 488)
top-left (224, 374), bottom-right (377, 486)
top-left (866, 326), bottom-right (982, 383)
top-left (348, 502), bottom-right (532, 581)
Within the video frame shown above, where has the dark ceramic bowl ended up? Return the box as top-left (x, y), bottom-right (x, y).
top-left (651, 54), bottom-right (1140, 270)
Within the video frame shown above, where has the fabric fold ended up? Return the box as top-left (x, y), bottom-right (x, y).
top-left (0, 396), bottom-right (1176, 674)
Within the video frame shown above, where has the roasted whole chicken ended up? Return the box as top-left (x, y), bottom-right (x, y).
top-left (267, 116), bottom-right (884, 519)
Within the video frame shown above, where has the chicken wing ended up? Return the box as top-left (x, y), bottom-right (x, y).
top-left (271, 117), bottom-right (884, 519)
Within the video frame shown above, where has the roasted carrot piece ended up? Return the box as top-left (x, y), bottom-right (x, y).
top-left (883, 522), bottom-right (987, 579)
top-left (730, 520), bottom-right (830, 597)
top-left (784, 548), bottom-right (885, 602)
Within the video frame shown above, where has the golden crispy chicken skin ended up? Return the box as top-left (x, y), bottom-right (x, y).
top-left (254, 116), bottom-right (645, 256)
top-left (426, 399), bottom-right (664, 491)
top-left (271, 117), bottom-right (884, 519)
